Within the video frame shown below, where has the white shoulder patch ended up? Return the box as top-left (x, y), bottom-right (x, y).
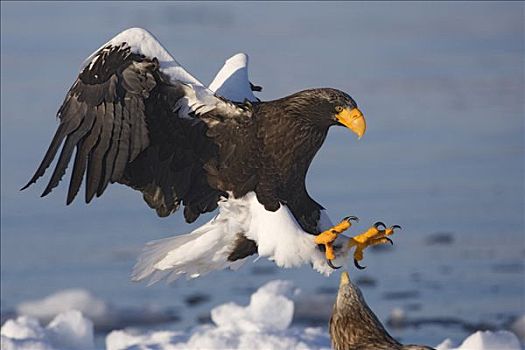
top-left (209, 53), bottom-right (258, 102)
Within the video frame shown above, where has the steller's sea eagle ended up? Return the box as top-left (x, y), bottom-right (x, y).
top-left (330, 272), bottom-right (434, 350)
top-left (23, 28), bottom-right (400, 283)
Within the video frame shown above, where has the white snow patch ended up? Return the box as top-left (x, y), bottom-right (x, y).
top-left (45, 311), bottom-right (94, 350)
top-left (1, 310), bottom-right (94, 350)
top-left (436, 330), bottom-right (522, 350)
top-left (210, 280), bottom-right (296, 333)
top-left (1, 316), bottom-right (46, 341)
top-left (14, 288), bottom-right (176, 330)
top-left (106, 280), bottom-right (330, 350)
top-left (16, 288), bottom-right (107, 323)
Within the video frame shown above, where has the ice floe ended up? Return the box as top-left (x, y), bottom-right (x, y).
top-left (2, 280), bottom-right (523, 350)
top-left (14, 288), bottom-right (177, 332)
top-left (1, 310), bottom-right (94, 350)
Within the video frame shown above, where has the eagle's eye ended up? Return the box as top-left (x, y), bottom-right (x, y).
top-left (335, 106), bottom-right (343, 113)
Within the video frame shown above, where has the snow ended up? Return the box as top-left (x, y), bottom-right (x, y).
top-left (2, 281), bottom-right (523, 350)
top-left (16, 289), bottom-right (107, 324)
top-left (45, 312), bottom-right (94, 350)
top-left (105, 326), bottom-right (329, 350)
top-left (436, 330), bottom-right (522, 350)
top-left (1, 310), bottom-right (94, 350)
top-left (13, 288), bottom-right (177, 331)
top-left (105, 280), bottom-right (330, 350)
top-left (209, 280), bottom-right (296, 333)
top-left (2, 317), bottom-right (47, 341)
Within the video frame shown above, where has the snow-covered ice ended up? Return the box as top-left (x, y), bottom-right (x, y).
top-left (2, 280), bottom-right (523, 350)
top-left (436, 330), bottom-right (522, 350)
top-left (1, 310), bottom-right (94, 350)
top-left (16, 289), bottom-right (107, 324)
top-left (106, 280), bottom-right (331, 350)
top-left (13, 288), bottom-right (177, 331)
top-left (106, 326), bottom-right (329, 350)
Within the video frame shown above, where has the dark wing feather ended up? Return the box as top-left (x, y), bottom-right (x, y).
top-left (86, 102), bottom-right (112, 202)
top-left (22, 43), bottom-right (244, 222)
top-left (24, 44), bottom-right (150, 201)
top-left (99, 102), bottom-right (123, 196)
top-left (41, 105), bottom-right (97, 198)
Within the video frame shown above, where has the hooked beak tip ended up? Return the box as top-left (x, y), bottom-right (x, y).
top-left (336, 107), bottom-right (366, 139)
top-left (340, 271), bottom-right (350, 286)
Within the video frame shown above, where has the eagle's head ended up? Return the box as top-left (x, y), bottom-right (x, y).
top-left (330, 272), bottom-right (436, 350)
top-left (286, 88), bottom-right (366, 138)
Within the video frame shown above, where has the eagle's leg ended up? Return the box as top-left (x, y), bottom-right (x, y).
top-left (314, 216), bottom-right (359, 261)
top-left (348, 222), bottom-right (401, 269)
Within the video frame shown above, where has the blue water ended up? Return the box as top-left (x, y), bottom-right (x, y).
top-left (1, 1), bottom-right (524, 347)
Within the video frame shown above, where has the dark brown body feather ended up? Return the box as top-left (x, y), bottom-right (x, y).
top-left (209, 97), bottom-right (327, 233)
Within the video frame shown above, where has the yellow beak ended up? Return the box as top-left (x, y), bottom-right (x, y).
top-left (336, 107), bottom-right (366, 139)
top-left (340, 271), bottom-right (350, 287)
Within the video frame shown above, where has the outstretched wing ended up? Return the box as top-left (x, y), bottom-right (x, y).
top-left (22, 28), bottom-right (254, 222)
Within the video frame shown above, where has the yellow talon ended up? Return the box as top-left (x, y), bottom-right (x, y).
top-left (348, 222), bottom-right (401, 269)
top-left (315, 216), bottom-right (358, 261)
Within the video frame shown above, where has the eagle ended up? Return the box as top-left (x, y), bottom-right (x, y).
top-left (330, 271), bottom-right (434, 350)
top-left (23, 28), bottom-right (399, 283)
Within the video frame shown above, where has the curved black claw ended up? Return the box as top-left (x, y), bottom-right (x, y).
top-left (343, 215), bottom-right (359, 223)
top-left (386, 237), bottom-right (394, 245)
top-left (374, 221), bottom-right (386, 229)
top-left (392, 225), bottom-right (402, 230)
top-left (354, 259), bottom-right (366, 270)
top-left (327, 259), bottom-right (341, 270)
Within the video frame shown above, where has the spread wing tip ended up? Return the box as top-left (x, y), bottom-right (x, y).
top-left (20, 179), bottom-right (35, 191)
top-left (20, 165), bottom-right (54, 194)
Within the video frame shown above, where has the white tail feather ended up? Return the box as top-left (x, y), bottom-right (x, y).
top-left (132, 196), bottom-right (251, 284)
top-left (131, 222), bottom-right (245, 284)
